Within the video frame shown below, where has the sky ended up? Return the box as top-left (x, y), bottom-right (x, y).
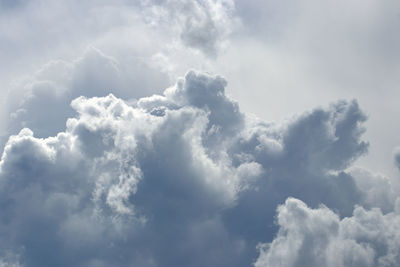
top-left (0, 0), bottom-right (400, 266)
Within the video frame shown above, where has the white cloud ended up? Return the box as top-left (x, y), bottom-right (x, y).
top-left (255, 197), bottom-right (400, 267)
top-left (140, 0), bottom-right (236, 56)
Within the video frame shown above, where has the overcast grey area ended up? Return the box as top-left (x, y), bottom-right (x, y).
top-left (0, 0), bottom-right (400, 266)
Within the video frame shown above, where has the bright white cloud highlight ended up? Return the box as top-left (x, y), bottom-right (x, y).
top-left (255, 197), bottom-right (400, 267)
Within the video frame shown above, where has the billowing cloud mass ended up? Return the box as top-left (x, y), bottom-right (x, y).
top-left (1, 1), bottom-right (400, 267)
top-left (1, 70), bottom-right (399, 266)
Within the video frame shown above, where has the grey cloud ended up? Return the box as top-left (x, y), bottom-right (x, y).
top-left (282, 100), bottom-right (368, 173)
top-left (394, 148), bottom-right (400, 170)
top-left (228, 1), bottom-right (400, 181)
top-left (5, 48), bottom-right (167, 139)
top-left (0, 72), bottom-right (258, 266)
top-left (0, 0), bottom-right (234, 91)
top-left (0, 70), bottom-right (393, 266)
top-left (0, 1), bottom-right (399, 265)
top-left (0, 0), bottom-right (25, 9)
top-left (221, 99), bottom-right (368, 262)
top-left (350, 167), bottom-right (397, 213)
top-left (255, 197), bottom-right (400, 267)
top-left (235, 0), bottom-right (400, 68)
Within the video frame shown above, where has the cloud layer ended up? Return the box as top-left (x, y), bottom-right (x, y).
top-left (1, 70), bottom-right (398, 266)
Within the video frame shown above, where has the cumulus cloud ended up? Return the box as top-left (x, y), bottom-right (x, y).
top-left (1, 70), bottom-right (390, 266)
top-left (0, 71), bottom-right (255, 266)
top-left (350, 167), bottom-right (397, 213)
top-left (141, 0), bottom-right (236, 56)
top-left (0, 0), bottom-right (236, 131)
top-left (5, 47), bottom-right (168, 139)
top-left (1, 1), bottom-right (399, 266)
top-left (228, 0), bottom-right (400, 179)
top-left (255, 197), bottom-right (400, 267)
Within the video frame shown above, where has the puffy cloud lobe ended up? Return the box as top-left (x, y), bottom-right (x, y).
top-left (282, 100), bottom-right (368, 172)
top-left (5, 47), bottom-right (167, 139)
top-left (0, 70), bottom-right (385, 266)
top-left (255, 197), bottom-right (400, 267)
top-left (141, 0), bottom-right (236, 56)
top-left (350, 167), bottom-right (397, 213)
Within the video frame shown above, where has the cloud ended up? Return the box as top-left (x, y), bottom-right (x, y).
top-left (0, 71), bottom-right (256, 266)
top-left (350, 167), bottom-right (397, 213)
top-left (394, 148), bottom-right (400, 170)
top-left (1, 1), bottom-right (399, 266)
top-left (0, 0), bottom-right (236, 128)
top-left (1, 70), bottom-right (389, 266)
top-left (141, 0), bottom-right (236, 57)
top-left (255, 197), bottom-right (400, 267)
top-left (227, 0), bottom-right (400, 180)
top-left (5, 47), bottom-right (168, 140)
